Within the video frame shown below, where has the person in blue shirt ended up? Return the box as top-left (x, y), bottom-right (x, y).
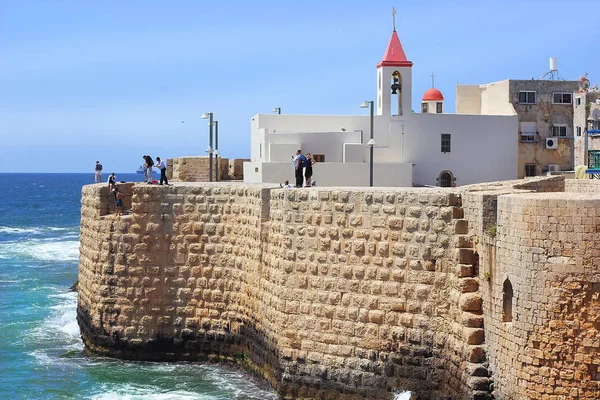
top-left (291, 150), bottom-right (306, 188)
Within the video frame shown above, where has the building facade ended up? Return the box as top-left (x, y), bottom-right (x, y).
top-left (457, 79), bottom-right (580, 178)
top-left (573, 85), bottom-right (600, 168)
top-left (244, 30), bottom-right (518, 187)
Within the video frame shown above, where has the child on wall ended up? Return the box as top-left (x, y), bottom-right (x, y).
top-left (115, 187), bottom-right (123, 217)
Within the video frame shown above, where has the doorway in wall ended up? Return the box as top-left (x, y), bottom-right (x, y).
top-left (438, 170), bottom-right (454, 187)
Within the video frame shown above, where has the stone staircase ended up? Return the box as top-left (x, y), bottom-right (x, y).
top-left (454, 208), bottom-right (491, 400)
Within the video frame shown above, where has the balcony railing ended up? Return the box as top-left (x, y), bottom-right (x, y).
top-left (588, 150), bottom-right (600, 169)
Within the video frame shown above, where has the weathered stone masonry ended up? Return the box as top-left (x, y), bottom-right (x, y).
top-left (78, 177), bottom-right (600, 399)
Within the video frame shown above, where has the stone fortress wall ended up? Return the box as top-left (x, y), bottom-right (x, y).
top-left (77, 176), bottom-right (600, 399)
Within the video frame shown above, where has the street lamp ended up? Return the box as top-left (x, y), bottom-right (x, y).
top-left (360, 101), bottom-right (375, 186)
top-left (272, 107), bottom-right (281, 114)
top-left (214, 121), bottom-right (219, 181)
top-left (214, 149), bottom-right (219, 182)
top-left (201, 112), bottom-right (214, 181)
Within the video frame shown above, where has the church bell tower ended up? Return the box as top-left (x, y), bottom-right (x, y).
top-left (376, 8), bottom-right (413, 117)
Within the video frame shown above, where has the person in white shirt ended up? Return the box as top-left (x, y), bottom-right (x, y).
top-left (107, 173), bottom-right (117, 192)
top-left (154, 157), bottom-right (168, 185)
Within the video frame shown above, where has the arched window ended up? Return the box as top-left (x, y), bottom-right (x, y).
top-left (438, 170), bottom-right (454, 187)
top-left (391, 70), bottom-right (402, 116)
top-left (503, 278), bottom-right (513, 322)
top-left (472, 251), bottom-right (479, 277)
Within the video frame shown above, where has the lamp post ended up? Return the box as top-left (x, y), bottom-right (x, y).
top-left (205, 145), bottom-right (214, 182)
top-left (200, 112), bottom-right (214, 181)
top-left (360, 100), bottom-right (375, 186)
top-left (214, 149), bottom-right (219, 181)
top-left (214, 120), bottom-right (219, 181)
top-left (272, 107), bottom-right (281, 114)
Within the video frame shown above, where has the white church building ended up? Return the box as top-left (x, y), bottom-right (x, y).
top-left (243, 28), bottom-right (518, 187)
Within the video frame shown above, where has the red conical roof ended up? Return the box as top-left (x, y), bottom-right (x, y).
top-left (376, 31), bottom-right (413, 68)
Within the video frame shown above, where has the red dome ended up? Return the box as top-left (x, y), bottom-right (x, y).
top-left (422, 88), bottom-right (444, 101)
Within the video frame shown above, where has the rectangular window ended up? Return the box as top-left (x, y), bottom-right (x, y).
top-left (436, 102), bottom-right (443, 113)
top-left (313, 154), bottom-right (325, 162)
top-left (441, 134), bottom-right (451, 153)
top-left (551, 125), bottom-right (568, 137)
top-left (518, 91), bottom-right (536, 104)
top-left (552, 93), bottom-right (572, 104)
top-left (421, 103), bottom-right (428, 113)
top-left (576, 97), bottom-right (582, 106)
top-left (520, 122), bottom-right (536, 142)
top-left (525, 164), bottom-right (536, 177)
top-left (577, 126), bottom-right (582, 137)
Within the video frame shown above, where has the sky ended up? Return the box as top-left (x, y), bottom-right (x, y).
top-left (1, 0), bottom-right (597, 173)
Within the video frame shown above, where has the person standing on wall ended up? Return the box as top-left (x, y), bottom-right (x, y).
top-left (292, 150), bottom-right (306, 188)
top-left (107, 173), bottom-right (117, 193)
top-left (114, 187), bottom-right (123, 217)
top-left (143, 155), bottom-right (154, 183)
top-left (154, 157), bottom-right (168, 186)
top-left (304, 153), bottom-right (316, 187)
top-left (95, 161), bottom-right (103, 183)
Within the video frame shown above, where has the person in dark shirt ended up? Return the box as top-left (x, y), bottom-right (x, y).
top-left (143, 155), bottom-right (154, 183)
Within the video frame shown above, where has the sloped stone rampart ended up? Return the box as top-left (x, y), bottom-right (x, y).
top-left (78, 177), bottom-right (600, 399)
top-left (78, 183), bottom-right (488, 399)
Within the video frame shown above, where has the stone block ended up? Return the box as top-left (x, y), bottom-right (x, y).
top-left (460, 294), bottom-right (482, 312)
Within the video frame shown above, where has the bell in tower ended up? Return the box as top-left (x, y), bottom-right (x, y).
top-left (391, 71), bottom-right (401, 94)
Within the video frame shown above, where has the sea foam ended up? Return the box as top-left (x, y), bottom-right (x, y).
top-left (91, 387), bottom-right (212, 400)
top-left (0, 239), bottom-right (79, 262)
top-left (0, 226), bottom-right (43, 235)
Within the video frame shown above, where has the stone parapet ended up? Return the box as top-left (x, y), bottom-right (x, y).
top-left (168, 156), bottom-right (230, 182)
top-left (565, 178), bottom-right (600, 193)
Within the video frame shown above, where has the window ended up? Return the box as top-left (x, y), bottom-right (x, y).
top-left (421, 103), bottom-right (428, 113)
top-left (259, 143), bottom-right (262, 158)
top-left (553, 92), bottom-right (572, 104)
top-left (577, 126), bottom-right (582, 137)
top-left (436, 102), bottom-right (443, 113)
top-left (441, 134), bottom-right (451, 153)
top-left (551, 125), bottom-right (568, 137)
top-left (313, 154), bottom-right (325, 162)
top-left (518, 91), bottom-right (536, 104)
top-left (524, 164), bottom-right (536, 177)
top-left (503, 278), bottom-right (513, 323)
top-left (576, 97), bottom-right (582, 106)
top-left (520, 122), bottom-right (536, 142)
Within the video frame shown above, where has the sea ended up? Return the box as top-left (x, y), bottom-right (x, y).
top-left (0, 173), bottom-right (279, 400)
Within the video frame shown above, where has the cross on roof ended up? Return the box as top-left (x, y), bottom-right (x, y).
top-left (430, 72), bottom-right (436, 88)
top-left (392, 7), bottom-right (396, 32)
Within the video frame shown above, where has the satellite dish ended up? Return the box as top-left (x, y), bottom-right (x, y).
top-left (582, 79), bottom-right (590, 90)
top-left (592, 108), bottom-right (600, 120)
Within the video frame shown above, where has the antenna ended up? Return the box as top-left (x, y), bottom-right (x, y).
top-left (539, 57), bottom-right (565, 80)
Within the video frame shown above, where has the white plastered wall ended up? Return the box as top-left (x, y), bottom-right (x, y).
top-left (243, 161), bottom-right (413, 187)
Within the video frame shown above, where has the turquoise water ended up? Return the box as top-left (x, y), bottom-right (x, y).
top-left (0, 173), bottom-right (277, 400)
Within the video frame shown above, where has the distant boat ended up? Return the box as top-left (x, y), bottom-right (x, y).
top-left (136, 166), bottom-right (154, 175)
